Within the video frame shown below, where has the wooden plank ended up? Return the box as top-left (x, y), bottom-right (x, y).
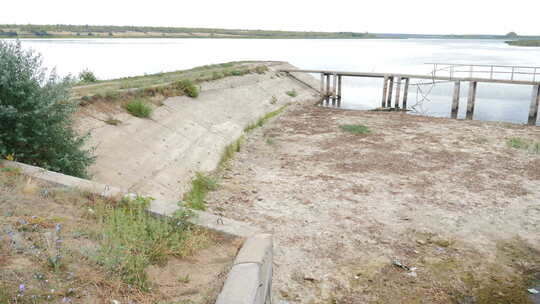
top-left (528, 85), bottom-right (540, 125)
top-left (381, 76), bottom-right (389, 108)
top-left (466, 81), bottom-right (478, 120)
top-left (386, 77), bottom-right (394, 108)
top-left (451, 81), bottom-right (461, 119)
top-left (394, 77), bottom-right (402, 109)
top-left (402, 78), bottom-right (409, 110)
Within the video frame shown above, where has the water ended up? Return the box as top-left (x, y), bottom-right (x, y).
top-left (10, 38), bottom-right (540, 125)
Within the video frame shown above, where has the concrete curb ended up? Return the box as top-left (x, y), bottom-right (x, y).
top-left (1, 160), bottom-right (273, 303)
top-left (216, 234), bottom-right (273, 304)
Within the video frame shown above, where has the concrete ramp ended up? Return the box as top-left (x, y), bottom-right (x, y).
top-left (77, 62), bottom-right (318, 204)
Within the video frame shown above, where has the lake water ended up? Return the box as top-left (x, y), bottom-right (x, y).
top-left (11, 38), bottom-right (540, 125)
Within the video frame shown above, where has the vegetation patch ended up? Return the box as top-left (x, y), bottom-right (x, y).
top-left (173, 79), bottom-right (199, 98)
top-left (0, 166), bottom-right (229, 303)
top-left (125, 99), bottom-right (152, 118)
top-left (183, 173), bottom-right (219, 210)
top-left (78, 69), bottom-right (98, 84)
top-left (506, 137), bottom-right (540, 154)
top-left (0, 40), bottom-right (94, 178)
top-left (286, 90), bottom-right (298, 97)
top-left (244, 106), bottom-right (288, 133)
top-left (105, 118), bottom-right (122, 126)
top-left (339, 124), bottom-right (372, 135)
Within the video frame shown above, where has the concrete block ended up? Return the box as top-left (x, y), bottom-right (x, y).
top-left (235, 234), bottom-right (273, 265)
top-left (215, 263), bottom-right (261, 304)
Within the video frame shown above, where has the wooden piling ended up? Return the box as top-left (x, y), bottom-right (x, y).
top-left (381, 76), bottom-right (389, 108)
top-left (333, 73), bottom-right (338, 99)
top-left (326, 74), bottom-right (330, 98)
top-left (402, 78), bottom-right (409, 110)
top-left (451, 81), bottom-right (461, 119)
top-left (386, 77), bottom-right (394, 108)
top-left (337, 75), bottom-right (342, 99)
top-left (528, 85), bottom-right (540, 125)
top-left (394, 77), bottom-right (402, 109)
top-left (320, 73), bottom-right (325, 97)
top-left (466, 81), bottom-right (478, 120)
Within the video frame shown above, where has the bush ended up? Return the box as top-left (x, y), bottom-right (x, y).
top-left (173, 79), bottom-right (199, 98)
top-left (286, 90), bottom-right (298, 97)
top-left (78, 69), bottom-right (98, 83)
top-left (0, 41), bottom-right (94, 177)
top-left (125, 99), bottom-right (152, 118)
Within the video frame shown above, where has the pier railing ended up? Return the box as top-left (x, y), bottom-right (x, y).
top-left (427, 63), bottom-right (540, 82)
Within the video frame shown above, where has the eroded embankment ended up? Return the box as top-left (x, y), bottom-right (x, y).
top-left (74, 62), bottom-right (319, 213)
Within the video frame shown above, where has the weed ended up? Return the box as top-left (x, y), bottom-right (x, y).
top-left (340, 124), bottom-right (371, 135)
top-left (244, 106), bottom-right (287, 133)
top-left (270, 96), bottom-right (277, 105)
top-left (286, 90), bottom-right (298, 97)
top-left (125, 99), bottom-right (152, 118)
top-left (183, 173), bottom-right (218, 210)
top-left (265, 137), bottom-right (275, 145)
top-left (219, 138), bottom-right (243, 168)
top-left (173, 79), bottom-right (199, 98)
top-left (105, 118), bottom-right (122, 126)
top-left (507, 138), bottom-right (529, 150)
top-left (255, 65), bottom-right (269, 74)
top-left (533, 142), bottom-right (540, 154)
top-left (94, 196), bottom-right (194, 290)
top-left (178, 274), bottom-right (191, 284)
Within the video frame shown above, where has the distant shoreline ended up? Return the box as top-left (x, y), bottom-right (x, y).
top-left (506, 40), bottom-right (540, 47)
top-left (2, 24), bottom-right (540, 40)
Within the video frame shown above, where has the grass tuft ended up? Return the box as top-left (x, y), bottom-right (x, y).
top-left (506, 138), bottom-right (529, 150)
top-left (340, 124), bottom-right (372, 135)
top-left (286, 90), bottom-right (298, 97)
top-left (105, 118), bottom-right (122, 126)
top-left (183, 173), bottom-right (218, 210)
top-left (244, 106), bottom-right (287, 133)
top-left (173, 79), bottom-right (199, 98)
top-left (125, 99), bottom-right (152, 118)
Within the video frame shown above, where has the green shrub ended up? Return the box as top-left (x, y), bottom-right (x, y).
top-left (506, 138), bottom-right (529, 150)
top-left (340, 124), bottom-right (371, 135)
top-left (174, 79), bottom-right (199, 98)
top-left (78, 69), bottom-right (98, 83)
top-left (0, 40), bottom-right (94, 177)
top-left (125, 99), bottom-right (152, 118)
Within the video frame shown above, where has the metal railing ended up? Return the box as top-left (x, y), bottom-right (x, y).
top-left (426, 63), bottom-right (540, 82)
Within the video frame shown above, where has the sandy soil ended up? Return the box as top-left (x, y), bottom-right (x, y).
top-left (206, 104), bottom-right (540, 303)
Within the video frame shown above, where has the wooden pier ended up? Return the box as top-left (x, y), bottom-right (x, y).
top-left (282, 63), bottom-right (540, 125)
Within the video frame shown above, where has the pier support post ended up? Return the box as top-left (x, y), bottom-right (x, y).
top-left (466, 81), bottom-right (477, 120)
top-left (451, 81), bottom-right (461, 119)
top-left (333, 73), bottom-right (338, 99)
top-left (320, 73), bottom-right (325, 97)
top-left (528, 85), bottom-right (540, 125)
top-left (326, 74), bottom-right (330, 98)
top-left (394, 77), bottom-right (402, 109)
top-left (402, 78), bottom-right (409, 110)
top-left (382, 76), bottom-right (389, 108)
top-left (337, 75), bottom-right (342, 99)
top-left (386, 77), bottom-right (394, 108)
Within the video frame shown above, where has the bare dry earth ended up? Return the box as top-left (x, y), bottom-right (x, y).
top-left (207, 105), bottom-right (540, 303)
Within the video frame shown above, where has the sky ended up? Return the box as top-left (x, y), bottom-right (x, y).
top-left (2, 0), bottom-right (539, 35)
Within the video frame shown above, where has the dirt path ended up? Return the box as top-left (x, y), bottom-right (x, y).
top-left (207, 105), bottom-right (540, 303)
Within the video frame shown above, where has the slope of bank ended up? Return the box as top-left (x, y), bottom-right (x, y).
top-left (75, 62), bottom-right (319, 212)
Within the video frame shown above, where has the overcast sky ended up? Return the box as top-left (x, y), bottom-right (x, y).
top-left (2, 0), bottom-right (539, 35)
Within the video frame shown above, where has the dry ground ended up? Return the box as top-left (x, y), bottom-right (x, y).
top-left (207, 105), bottom-right (540, 303)
top-left (0, 168), bottom-right (241, 304)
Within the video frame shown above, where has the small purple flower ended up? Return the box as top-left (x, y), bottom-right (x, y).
top-left (31, 216), bottom-right (37, 219)
top-left (55, 224), bottom-right (62, 232)
top-left (62, 297), bottom-right (72, 303)
top-left (7, 231), bottom-right (15, 239)
top-left (18, 219), bottom-right (28, 225)
top-left (55, 238), bottom-right (62, 249)
top-left (19, 284), bottom-right (25, 293)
